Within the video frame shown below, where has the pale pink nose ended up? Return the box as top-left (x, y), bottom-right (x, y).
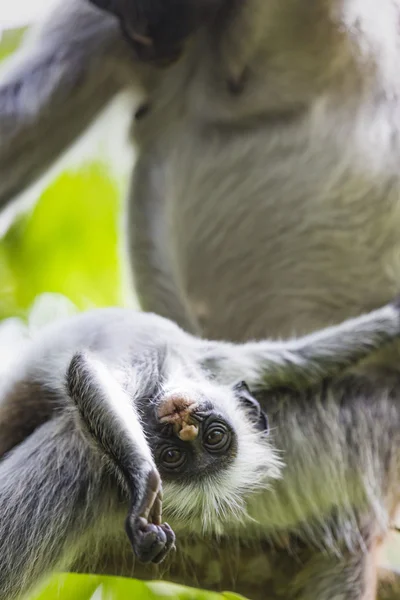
top-left (157, 394), bottom-right (199, 441)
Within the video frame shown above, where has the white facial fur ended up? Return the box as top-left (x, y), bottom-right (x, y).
top-left (157, 366), bottom-right (282, 535)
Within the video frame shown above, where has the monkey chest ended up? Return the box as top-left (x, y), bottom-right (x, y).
top-left (163, 123), bottom-right (400, 340)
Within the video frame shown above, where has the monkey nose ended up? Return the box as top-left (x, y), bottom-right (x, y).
top-left (157, 394), bottom-right (199, 441)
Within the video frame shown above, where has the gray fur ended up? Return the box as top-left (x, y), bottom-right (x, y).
top-left (1, 304), bottom-right (400, 598)
top-left (0, 307), bottom-right (272, 599)
top-left (0, 1), bottom-right (132, 204)
top-left (2, 0), bottom-right (400, 597)
top-left (0, 417), bottom-right (110, 600)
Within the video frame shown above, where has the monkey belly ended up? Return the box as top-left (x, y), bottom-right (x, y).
top-left (165, 120), bottom-right (400, 343)
top-left (73, 536), bottom-right (316, 599)
top-left (73, 534), bottom-right (400, 600)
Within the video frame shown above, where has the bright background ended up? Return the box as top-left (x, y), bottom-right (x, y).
top-left (0, 0), bottom-right (58, 30)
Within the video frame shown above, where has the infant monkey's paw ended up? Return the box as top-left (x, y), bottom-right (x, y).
top-left (125, 469), bottom-right (176, 564)
top-left (127, 518), bottom-right (176, 564)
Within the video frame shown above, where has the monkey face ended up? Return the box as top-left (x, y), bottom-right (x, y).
top-left (141, 377), bottom-right (278, 532)
top-left (150, 393), bottom-right (238, 482)
top-left (88, 0), bottom-right (222, 65)
top-left (147, 379), bottom-right (269, 482)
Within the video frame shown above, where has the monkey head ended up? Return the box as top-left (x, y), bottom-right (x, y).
top-left (142, 376), bottom-right (281, 534)
top-left (88, 0), bottom-right (223, 65)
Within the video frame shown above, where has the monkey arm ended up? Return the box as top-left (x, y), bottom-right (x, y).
top-left (67, 351), bottom-right (155, 481)
top-left (0, 350), bottom-right (174, 600)
top-left (0, 0), bottom-right (139, 208)
top-left (200, 300), bottom-right (400, 389)
top-left (66, 351), bottom-right (176, 564)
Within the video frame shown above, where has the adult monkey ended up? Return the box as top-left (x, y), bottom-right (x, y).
top-left (1, 0), bottom-right (400, 599)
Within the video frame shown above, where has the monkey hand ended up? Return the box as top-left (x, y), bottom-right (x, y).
top-left (125, 468), bottom-right (176, 564)
top-left (88, 0), bottom-right (221, 66)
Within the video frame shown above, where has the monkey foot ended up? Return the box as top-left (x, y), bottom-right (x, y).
top-left (126, 517), bottom-right (176, 564)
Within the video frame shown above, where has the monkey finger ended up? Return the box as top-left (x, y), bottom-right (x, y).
top-left (149, 523), bottom-right (176, 564)
top-left (161, 522), bottom-right (176, 551)
top-left (149, 490), bottom-right (163, 525)
top-left (128, 519), bottom-right (169, 563)
top-left (137, 469), bottom-right (162, 520)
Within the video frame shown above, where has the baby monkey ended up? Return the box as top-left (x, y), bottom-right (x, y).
top-left (67, 348), bottom-right (268, 563)
top-left (1, 301), bottom-right (400, 599)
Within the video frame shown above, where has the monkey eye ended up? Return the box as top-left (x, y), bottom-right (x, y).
top-left (160, 446), bottom-right (186, 470)
top-left (203, 421), bottom-right (232, 453)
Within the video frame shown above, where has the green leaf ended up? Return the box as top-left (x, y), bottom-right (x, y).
top-left (29, 574), bottom-right (102, 600)
top-left (26, 574), bottom-right (229, 600)
top-left (0, 164), bottom-right (123, 319)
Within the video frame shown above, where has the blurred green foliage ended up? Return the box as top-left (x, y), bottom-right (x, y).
top-left (0, 166), bottom-right (123, 319)
top-left (0, 28), bottom-right (25, 61)
top-left (0, 27), bottom-right (124, 321)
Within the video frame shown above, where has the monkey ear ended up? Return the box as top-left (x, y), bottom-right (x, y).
top-left (233, 381), bottom-right (269, 434)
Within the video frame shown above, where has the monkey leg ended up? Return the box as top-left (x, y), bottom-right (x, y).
top-left (0, 416), bottom-right (118, 600)
top-left (67, 351), bottom-right (176, 565)
top-left (127, 155), bottom-right (200, 334)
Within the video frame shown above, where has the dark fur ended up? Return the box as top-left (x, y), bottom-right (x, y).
top-left (88, 0), bottom-right (222, 64)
